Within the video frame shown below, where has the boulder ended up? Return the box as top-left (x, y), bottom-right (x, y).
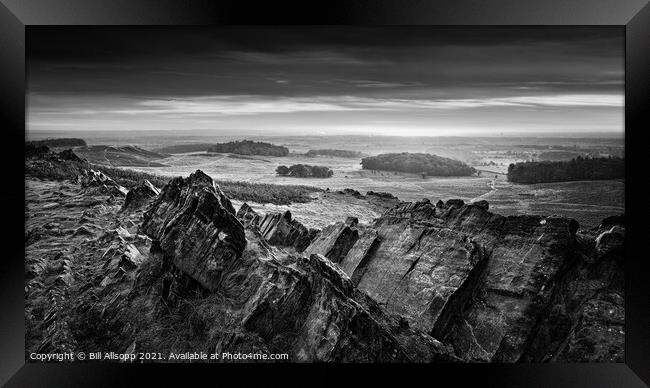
top-left (140, 170), bottom-right (246, 291)
top-left (121, 180), bottom-right (160, 212)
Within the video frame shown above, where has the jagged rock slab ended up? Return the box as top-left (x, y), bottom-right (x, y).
top-left (74, 169), bottom-right (128, 197)
top-left (236, 204), bottom-right (318, 252)
top-left (121, 180), bottom-right (160, 212)
top-left (236, 203), bottom-right (261, 227)
top-left (305, 205), bottom-right (488, 334)
top-left (141, 226), bottom-right (455, 362)
top-left (303, 199), bottom-right (621, 362)
top-left (516, 223), bottom-right (625, 362)
top-left (140, 170), bottom-right (246, 291)
top-left (133, 172), bottom-right (455, 362)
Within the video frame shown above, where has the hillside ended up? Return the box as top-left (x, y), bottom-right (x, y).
top-left (26, 138), bottom-right (86, 148)
top-left (152, 143), bottom-right (214, 154)
top-left (73, 145), bottom-right (170, 167)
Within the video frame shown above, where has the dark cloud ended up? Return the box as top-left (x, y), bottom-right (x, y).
top-left (26, 26), bottom-right (624, 135)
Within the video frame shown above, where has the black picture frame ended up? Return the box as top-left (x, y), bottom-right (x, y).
top-left (1, 1), bottom-right (648, 386)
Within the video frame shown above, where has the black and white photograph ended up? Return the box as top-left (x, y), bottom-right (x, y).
top-left (24, 26), bottom-right (626, 364)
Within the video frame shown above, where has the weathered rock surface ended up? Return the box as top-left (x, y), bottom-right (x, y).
top-left (74, 169), bottom-right (128, 197)
top-left (140, 170), bottom-right (246, 292)
top-left (235, 202), bottom-right (261, 227)
top-left (304, 199), bottom-right (624, 362)
top-left (236, 205), bottom-right (318, 252)
top-left (131, 171), bottom-right (455, 361)
top-left (121, 180), bottom-right (160, 212)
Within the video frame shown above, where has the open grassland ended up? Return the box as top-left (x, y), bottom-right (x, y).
top-left (127, 152), bottom-right (623, 229)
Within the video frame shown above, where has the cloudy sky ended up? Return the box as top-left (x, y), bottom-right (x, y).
top-left (27, 27), bottom-right (624, 136)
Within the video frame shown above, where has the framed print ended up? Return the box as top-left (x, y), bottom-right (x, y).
top-left (1, 0), bottom-right (649, 386)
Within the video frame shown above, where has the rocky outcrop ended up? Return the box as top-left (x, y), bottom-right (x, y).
top-left (140, 170), bottom-right (246, 292)
top-left (121, 180), bottom-right (160, 212)
top-left (236, 203), bottom-right (261, 227)
top-left (304, 199), bottom-right (624, 362)
top-left (236, 205), bottom-right (318, 252)
top-left (303, 217), bottom-right (361, 264)
top-left (516, 222), bottom-right (625, 362)
top-left (471, 199), bottom-right (489, 210)
top-left (205, 244), bottom-right (455, 362)
top-left (257, 211), bottom-right (318, 252)
top-left (74, 169), bottom-right (128, 197)
top-left (132, 171), bottom-right (455, 361)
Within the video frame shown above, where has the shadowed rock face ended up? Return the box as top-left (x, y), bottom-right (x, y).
top-left (140, 170), bottom-right (246, 291)
top-left (210, 241), bottom-right (455, 362)
top-left (121, 180), bottom-right (160, 212)
top-left (304, 199), bottom-right (624, 362)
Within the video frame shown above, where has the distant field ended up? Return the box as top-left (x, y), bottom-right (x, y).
top-left (126, 152), bottom-right (623, 229)
top-left (26, 133), bottom-right (624, 230)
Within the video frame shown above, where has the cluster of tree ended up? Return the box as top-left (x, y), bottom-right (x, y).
top-left (207, 140), bottom-right (289, 156)
top-left (537, 151), bottom-right (584, 162)
top-left (276, 164), bottom-right (334, 178)
top-left (27, 138), bottom-right (87, 148)
top-left (305, 149), bottom-right (362, 158)
top-left (507, 156), bottom-right (624, 184)
top-left (360, 152), bottom-right (476, 176)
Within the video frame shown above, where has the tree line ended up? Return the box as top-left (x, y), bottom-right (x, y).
top-left (207, 140), bottom-right (289, 156)
top-left (507, 156), bottom-right (624, 183)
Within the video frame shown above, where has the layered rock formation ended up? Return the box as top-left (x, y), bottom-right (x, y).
top-left (303, 199), bottom-right (624, 362)
top-left (121, 180), bottom-right (160, 212)
top-left (133, 170), bottom-right (454, 361)
top-left (74, 169), bottom-right (128, 197)
top-left (236, 204), bottom-right (318, 252)
top-left (140, 170), bottom-right (246, 292)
